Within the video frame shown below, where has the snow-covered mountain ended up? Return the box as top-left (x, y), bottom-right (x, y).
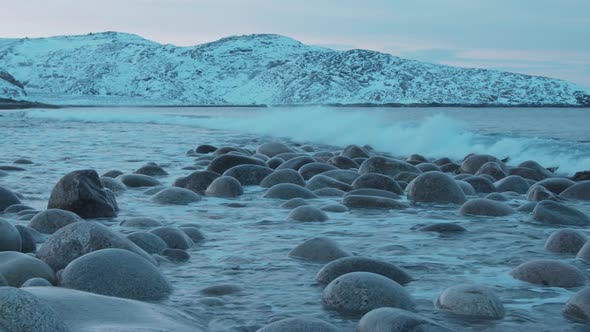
top-left (0, 31), bottom-right (588, 106)
top-left (0, 68), bottom-right (26, 100)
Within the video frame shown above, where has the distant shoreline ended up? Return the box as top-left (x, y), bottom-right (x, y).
top-left (2, 100), bottom-right (590, 110)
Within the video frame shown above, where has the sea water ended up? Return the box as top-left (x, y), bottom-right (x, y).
top-left (1, 106), bottom-right (590, 331)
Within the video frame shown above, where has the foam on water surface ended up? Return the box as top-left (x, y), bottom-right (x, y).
top-left (18, 106), bottom-right (590, 174)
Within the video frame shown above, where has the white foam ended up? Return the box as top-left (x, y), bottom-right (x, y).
top-left (19, 107), bottom-right (590, 175)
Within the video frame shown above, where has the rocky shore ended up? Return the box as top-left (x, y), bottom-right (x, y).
top-left (1, 140), bottom-right (590, 331)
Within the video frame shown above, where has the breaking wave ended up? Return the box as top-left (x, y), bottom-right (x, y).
top-left (18, 107), bottom-right (590, 174)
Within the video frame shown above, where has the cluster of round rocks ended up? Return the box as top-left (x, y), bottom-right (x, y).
top-left (1, 141), bottom-right (590, 331)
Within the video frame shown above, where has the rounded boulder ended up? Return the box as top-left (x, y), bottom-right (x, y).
top-left (322, 272), bottom-right (414, 316)
top-left (61, 248), bottom-right (172, 301)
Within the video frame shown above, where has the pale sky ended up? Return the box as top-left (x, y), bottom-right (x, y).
top-left (1, 0), bottom-right (589, 87)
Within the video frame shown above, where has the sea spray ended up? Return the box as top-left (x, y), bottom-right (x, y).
top-left (19, 107), bottom-right (590, 174)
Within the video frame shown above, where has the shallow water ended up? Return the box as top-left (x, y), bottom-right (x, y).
top-left (1, 106), bottom-right (590, 331)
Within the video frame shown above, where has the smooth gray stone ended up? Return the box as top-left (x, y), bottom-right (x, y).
top-left (545, 229), bottom-right (587, 254)
top-left (134, 164), bottom-right (168, 176)
top-left (120, 217), bottom-right (162, 228)
top-left (150, 227), bottom-right (194, 250)
top-left (260, 169), bottom-right (306, 188)
top-left (560, 181), bottom-right (590, 201)
top-left (26, 286), bottom-right (205, 332)
top-left (459, 198), bottom-right (515, 216)
top-left (257, 317), bottom-right (339, 332)
top-left (280, 198), bottom-right (310, 209)
top-left (174, 170), bottom-right (220, 194)
top-left (0, 218), bottom-right (22, 252)
top-left (256, 142), bottom-right (294, 158)
top-left (208, 154), bottom-right (266, 174)
top-left (306, 174), bottom-right (353, 192)
top-left (287, 205), bottom-right (329, 222)
top-left (407, 171), bottom-right (466, 204)
top-left (352, 173), bottom-right (403, 194)
top-left (341, 144), bottom-right (371, 159)
top-left (289, 237), bottom-right (349, 263)
top-left (61, 248), bottom-right (172, 300)
top-left (223, 164), bottom-right (273, 186)
top-left (37, 221), bottom-right (156, 271)
top-left (160, 248), bottom-right (190, 262)
top-left (22, 277), bottom-right (53, 287)
top-left (564, 287), bottom-right (590, 323)
top-left (511, 259), bottom-right (586, 287)
top-left (205, 176), bottom-right (243, 198)
top-left (15, 225), bottom-right (37, 252)
top-left (494, 175), bottom-right (530, 194)
top-left (151, 187), bottom-right (201, 205)
top-left (0, 186), bottom-right (22, 211)
top-left (100, 176), bottom-right (127, 193)
top-left (29, 209), bottom-right (83, 234)
top-left (0, 287), bottom-right (68, 331)
top-left (316, 256), bottom-right (412, 285)
top-left (435, 284), bottom-right (504, 319)
top-left (359, 156), bottom-right (421, 177)
top-left (532, 200), bottom-right (590, 226)
top-left (461, 154), bottom-right (506, 174)
top-left (298, 162), bottom-right (337, 180)
top-left (463, 176), bottom-right (496, 193)
top-left (264, 183), bottom-right (318, 200)
top-left (0, 251), bottom-right (56, 287)
top-left (126, 232), bottom-right (168, 254)
top-left (322, 272), bottom-right (414, 316)
top-left (358, 307), bottom-right (453, 332)
top-left (179, 226), bottom-right (205, 243)
top-left (117, 174), bottom-right (161, 188)
top-left (345, 188), bottom-right (400, 199)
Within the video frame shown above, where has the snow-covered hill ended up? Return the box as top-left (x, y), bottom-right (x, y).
top-left (0, 68), bottom-right (26, 100)
top-left (0, 31), bottom-right (588, 106)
